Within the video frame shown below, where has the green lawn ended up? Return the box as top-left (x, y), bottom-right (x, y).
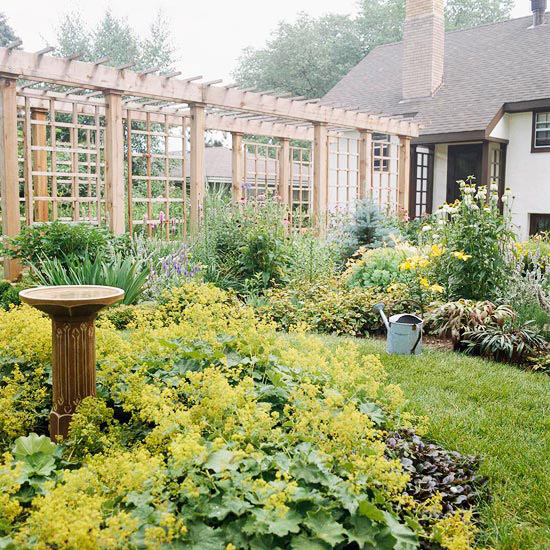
top-left (323, 337), bottom-right (550, 550)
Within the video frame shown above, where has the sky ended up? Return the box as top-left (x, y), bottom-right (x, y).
top-left (3, 0), bottom-right (532, 82)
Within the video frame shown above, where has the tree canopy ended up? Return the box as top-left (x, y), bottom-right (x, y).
top-left (233, 0), bottom-right (514, 99)
top-left (0, 13), bottom-right (19, 47)
top-left (54, 9), bottom-right (176, 72)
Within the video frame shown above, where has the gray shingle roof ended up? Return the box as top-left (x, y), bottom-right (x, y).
top-left (323, 16), bottom-right (550, 136)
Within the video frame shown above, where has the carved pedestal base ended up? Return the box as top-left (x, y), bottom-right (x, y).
top-left (50, 315), bottom-right (97, 440)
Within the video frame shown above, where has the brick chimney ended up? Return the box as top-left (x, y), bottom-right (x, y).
top-left (402, 0), bottom-right (445, 100)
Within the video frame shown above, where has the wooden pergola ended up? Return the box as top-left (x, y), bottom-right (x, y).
top-left (0, 44), bottom-right (419, 279)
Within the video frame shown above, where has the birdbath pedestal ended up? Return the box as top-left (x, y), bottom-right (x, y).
top-left (19, 285), bottom-right (124, 441)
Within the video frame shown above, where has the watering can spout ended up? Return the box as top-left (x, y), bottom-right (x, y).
top-left (373, 303), bottom-right (390, 332)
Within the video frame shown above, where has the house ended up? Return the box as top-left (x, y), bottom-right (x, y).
top-left (323, 0), bottom-right (550, 238)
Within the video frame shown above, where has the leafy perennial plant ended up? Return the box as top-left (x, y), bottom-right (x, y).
top-left (0, 283), bottom-right (478, 549)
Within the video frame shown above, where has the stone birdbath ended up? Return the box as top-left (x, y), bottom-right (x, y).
top-left (19, 285), bottom-right (124, 441)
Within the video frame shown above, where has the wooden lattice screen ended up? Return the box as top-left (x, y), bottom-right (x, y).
top-left (372, 134), bottom-right (400, 214)
top-left (289, 145), bottom-right (312, 228)
top-left (125, 108), bottom-right (189, 238)
top-left (16, 92), bottom-right (106, 226)
top-left (328, 136), bottom-right (359, 213)
top-left (242, 141), bottom-right (280, 198)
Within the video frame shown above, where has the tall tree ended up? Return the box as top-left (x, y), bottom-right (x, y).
top-left (233, 0), bottom-right (514, 99)
top-left (0, 13), bottom-right (19, 47)
top-left (54, 9), bottom-right (176, 72)
top-left (233, 13), bottom-right (364, 100)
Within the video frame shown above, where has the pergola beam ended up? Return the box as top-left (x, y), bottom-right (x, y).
top-left (16, 90), bottom-right (319, 140)
top-left (0, 48), bottom-right (419, 137)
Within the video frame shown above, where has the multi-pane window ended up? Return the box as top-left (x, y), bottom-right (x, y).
top-left (412, 146), bottom-right (433, 218)
top-left (533, 112), bottom-right (550, 150)
top-left (490, 147), bottom-right (502, 189)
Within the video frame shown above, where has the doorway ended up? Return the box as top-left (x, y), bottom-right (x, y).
top-left (446, 144), bottom-right (482, 203)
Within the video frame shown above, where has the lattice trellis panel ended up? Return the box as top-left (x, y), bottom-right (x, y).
top-left (16, 94), bottom-right (106, 226)
top-left (289, 145), bottom-right (312, 228)
top-left (242, 142), bottom-right (280, 198)
top-left (372, 135), bottom-right (400, 214)
top-left (328, 136), bottom-right (359, 214)
top-left (125, 109), bottom-right (189, 238)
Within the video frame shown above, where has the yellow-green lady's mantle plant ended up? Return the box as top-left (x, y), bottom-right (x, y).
top-left (0, 283), bottom-right (480, 549)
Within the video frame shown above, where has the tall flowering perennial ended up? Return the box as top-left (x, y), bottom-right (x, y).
top-left (147, 242), bottom-right (201, 298)
top-left (0, 285), bottom-right (479, 549)
top-left (420, 178), bottom-right (514, 301)
top-left (398, 245), bottom-right (447, 313)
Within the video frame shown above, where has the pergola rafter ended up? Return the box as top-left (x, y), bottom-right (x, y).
top-left (0, 46), bottom-right (418, 280)
top-left (0, 48), bottom-right (419, 136)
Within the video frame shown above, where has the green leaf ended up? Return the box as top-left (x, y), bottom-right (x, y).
top-left (203, 449), bottom-right (237, 473)
top-left (14, 433), bottom-right (56, 458)
top-left (184, 522), bottom-right (226, 550)
top-left (358, 402), bottom-right (386, 426)
top-left (346, 515), bottom-right (378, 548)
top-left (381, 512), bottom-right (419, 550)
top-left (13, 433), bottom-right (57, 477)
top-left (304, 509), bottom-right (346, 546)
top-left (290, 536), bottom-right (330, 550)
top-left (359, 500), bottom-right (386, 522)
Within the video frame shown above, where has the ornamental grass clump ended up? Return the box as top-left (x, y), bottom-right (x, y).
top-left (0, 283), bottom-right (481, 549)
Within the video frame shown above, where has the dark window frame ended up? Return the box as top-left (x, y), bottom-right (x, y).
top-left (531, 110), bottom-right (550, 153)
top-left (409, 144), bottom-right (434, 218)
top-left (530, 213), bottom-right (550, 236)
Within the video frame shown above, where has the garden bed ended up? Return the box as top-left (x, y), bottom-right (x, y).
top-left (327, 336), bottom-right (550, 550)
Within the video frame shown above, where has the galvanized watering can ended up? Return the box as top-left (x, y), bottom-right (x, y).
top-left (373, 303), bottom-right (423, 355)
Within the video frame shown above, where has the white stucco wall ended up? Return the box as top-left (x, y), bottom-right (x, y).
top-left (492, 112), bottom-right (550, 239)
top-left (428, 112), bottom-right (550, 239)
top-left (432, 144), bottom-right (448, 208)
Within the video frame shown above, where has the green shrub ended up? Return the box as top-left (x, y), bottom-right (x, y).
top-left (258, 279), bottom-right (411, 337)
top-left (1, 222), bottom-right (111, 267)
top-left (0, 281), bottom-right (22, 310)
top-left (287, 231), bottom-right (339, 284)
top-left (344, 244), bottom-right (415, 290)
top-left (99, 304), bottom-right (156, 330)
top-left (192, 195), bottom-right (292, 293)
top-left (392, 214), bottom-right (437, 245)
top-left (338, 199), bottom-right (399, 258)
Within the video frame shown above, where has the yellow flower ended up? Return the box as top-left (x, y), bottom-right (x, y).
top-left (419, 277), bottom-right (430, 289)
top-left (430, 284), bottom-right (444, 293)
top-left (451, 251), bottom-right (471, 261)
top-left (430, 244), bottom-right (445, 257)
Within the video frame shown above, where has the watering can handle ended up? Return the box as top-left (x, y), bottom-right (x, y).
top-left (411, 326), bottom-right (422, 354)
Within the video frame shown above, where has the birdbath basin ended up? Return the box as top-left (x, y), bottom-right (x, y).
top-left (19, 285), bottom-right (124, 441)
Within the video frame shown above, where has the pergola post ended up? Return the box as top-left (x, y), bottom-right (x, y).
top-left (398, 136), bottom-right (411, 218)
top-left (358, 130), bottom-right (373, 201)
top-left (0, 77), bottom-right (22, 280)
top-left (313, 123), bottom-right (328, 234)
top-left (189, 103), bottom-right (206, 232)
top-left (104, 92), bottom-right (125, 234)
top-left (278, 138), bottom-right (290, 206)
top-left (231, 132), bottom-right (243, 204)
top-left (31, 108), bottom-right (49, 222)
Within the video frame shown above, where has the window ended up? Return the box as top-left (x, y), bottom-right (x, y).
top-left (530, 214), bottom-right (550, 236)
top-left (532, 111), bottom-right (550, 152)
top-left (410, 146), bottom-right (433, 218)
